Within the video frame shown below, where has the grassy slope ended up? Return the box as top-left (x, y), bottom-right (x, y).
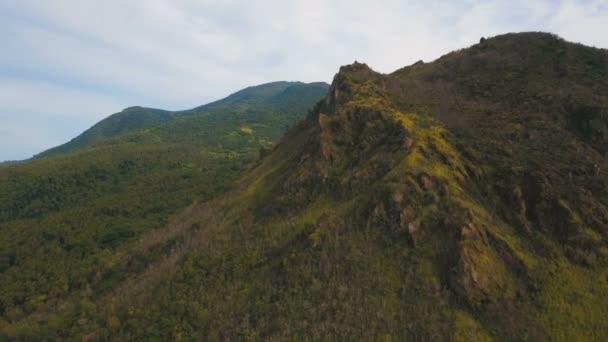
top-left (0, 81), bottom-right (328, 328)
top-left (3, 33), bottom-right (608, 340)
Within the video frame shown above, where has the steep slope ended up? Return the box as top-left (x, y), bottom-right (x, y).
top-left (105, 33), bottom-right (606, 340)
top-left (35, 81), bottom-right (328, 158)
top-left (3, 32), bottom-right (608, 340)
top-left (0, 81), bottom-right (328, 328)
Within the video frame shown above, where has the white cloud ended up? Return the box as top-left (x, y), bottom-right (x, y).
top-left (549, 0), bottom-right (608, 48)
top-left (0, 0), bottom-right (607, 160)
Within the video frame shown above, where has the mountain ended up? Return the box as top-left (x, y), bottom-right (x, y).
top-left (0, 81), bottom-right (328, 334)
top-left (35, 81), bottom-right (329, 158)
top-left (2, 32), bottom-right (608, 340)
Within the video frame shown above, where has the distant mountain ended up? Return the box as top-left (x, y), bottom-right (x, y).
top-left (36, 81), bottom-right (329, 158)
top-left (3, 32), bottom-right (608, 340)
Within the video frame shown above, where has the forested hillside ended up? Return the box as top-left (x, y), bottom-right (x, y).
top-left (0, 81), bottom-right (328, 334)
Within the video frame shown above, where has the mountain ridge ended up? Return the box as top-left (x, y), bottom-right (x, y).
top-left (35, 81), bottom-right (329, 158)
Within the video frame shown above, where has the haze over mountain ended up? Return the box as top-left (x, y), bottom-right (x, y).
top-left (1, 32), bottom-right (607, 340)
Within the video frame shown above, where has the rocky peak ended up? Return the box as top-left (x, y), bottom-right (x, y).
top-left (326, 62), bottom-right (382, 110)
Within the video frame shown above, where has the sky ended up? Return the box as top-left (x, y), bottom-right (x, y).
top-left (1, 0), bottom-right (607, 161)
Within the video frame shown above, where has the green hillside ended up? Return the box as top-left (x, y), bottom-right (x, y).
top-left (0, 81), bottom-right (328, 332)
top-left (35, 81), bottom-right (328, 158)
top-left (3, 32), bottom-right (608, 340)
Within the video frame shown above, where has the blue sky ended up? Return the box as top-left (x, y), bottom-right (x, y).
top-left (1, 0), bottom-right (607, 161)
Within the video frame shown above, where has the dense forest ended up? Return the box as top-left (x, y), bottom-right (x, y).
top-left (0, 81), bottom-right (328, 339)
top-left (2, 32), bottom-right (608, 340)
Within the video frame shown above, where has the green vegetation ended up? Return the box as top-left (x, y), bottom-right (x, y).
top-left (36, 81), bottom-right (329, 158)
top-left (2, 32), bottom-right (608, 340)
top-left (0, 81), bottom-right (328, 333)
